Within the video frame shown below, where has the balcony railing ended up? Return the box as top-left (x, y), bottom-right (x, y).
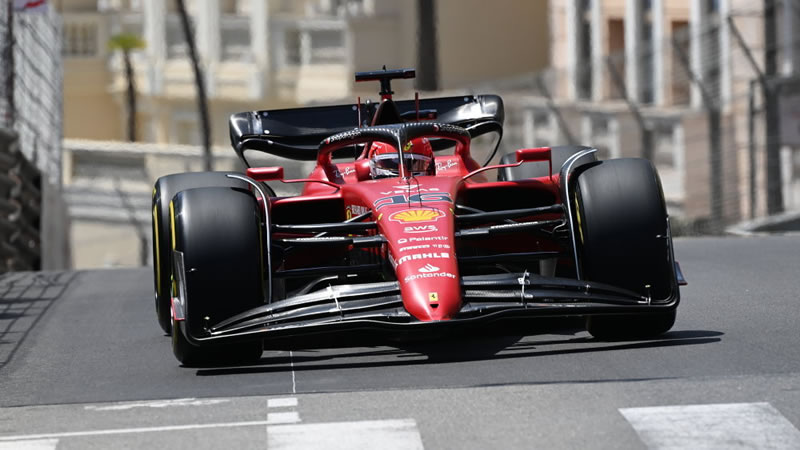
top-left (272, 17), bottom-right (348, 69)
top-left (62, 13), bottom-right (104, 58)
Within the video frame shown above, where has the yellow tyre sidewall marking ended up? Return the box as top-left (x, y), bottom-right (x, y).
top-left (574, 193), bottom-right (585, 245)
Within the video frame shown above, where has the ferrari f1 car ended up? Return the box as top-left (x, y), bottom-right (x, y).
top-left (151, 68), bottom-right (686, 366)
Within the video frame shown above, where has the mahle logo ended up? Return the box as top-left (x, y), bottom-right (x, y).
top-left (395, 252), bottom-right (450, 266)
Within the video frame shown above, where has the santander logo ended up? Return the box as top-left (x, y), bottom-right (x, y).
top-left (418, 264), bottom-right (439, 273)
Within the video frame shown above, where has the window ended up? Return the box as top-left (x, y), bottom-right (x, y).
top-left (63, 22), bottom-right (98, 57)
top-left (703, 2), bottom-right (721, 106)
top-left (221, 15), bottom-right (252, 61)
top-left (641, 1), bottom-right (654, 104)
top-left (670, 21), bottom-right (690, 105)
top-left (166, 16), bottom-right (188, 60)
top-left (608, 19), bottom-right (625, 100)
top-left (577, 0), bottom-right (593, 100)
top-left (310, 29), bottom-right (345, 64)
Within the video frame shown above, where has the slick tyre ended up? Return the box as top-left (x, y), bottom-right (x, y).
top-left (572, 158), bottom-right (676, 340)
top-left (584, 311), bottom-right (676, 341)
top-left (172, 318), bottom-right (263, 368)
top-left (151, 172), bottom-right (248, 334)
top-left (169, 186), bottom-right (264, 367)
top-left (497, 145), bottom-right (597, 181)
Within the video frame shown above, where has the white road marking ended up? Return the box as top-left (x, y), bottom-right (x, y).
top-left (0, 439), bottom-right (58, 450)
top-left (268, 397), bottom-right (298, 408)
top-left (84, 397), bottom-right (229, 411)
top-left (267, 411), bottom-right (301, 425)
top-left (267, 419), bottom-right (424, 450)
top-left (0, 420), bottom-right (271, 442)
top-left (620, 402), bottom-right (800, 449)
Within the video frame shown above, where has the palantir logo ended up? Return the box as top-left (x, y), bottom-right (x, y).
top-left (418, 264), bottom-right (439, 273)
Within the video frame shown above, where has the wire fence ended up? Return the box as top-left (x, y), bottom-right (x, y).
top-left (0, 5), bottom-right (63, 184)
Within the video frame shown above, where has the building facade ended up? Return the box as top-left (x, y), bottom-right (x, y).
top-left (532, 0), bottom-right (800, 230)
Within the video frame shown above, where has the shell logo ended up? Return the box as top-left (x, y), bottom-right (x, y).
top-left (389, 208), bottom-right (445, 223)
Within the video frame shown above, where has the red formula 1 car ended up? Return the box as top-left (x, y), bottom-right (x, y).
top-left (151, 68), bottom-right (685, 366)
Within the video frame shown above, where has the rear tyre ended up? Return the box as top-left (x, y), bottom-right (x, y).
top-left (572, 158), bottom-right (676, 340)
top-left (497, 145), bottom-right (597, 181)
top-left (151, 172), bottom-right (248, 334)
top-left (170, 186), bottom-right (265, 367)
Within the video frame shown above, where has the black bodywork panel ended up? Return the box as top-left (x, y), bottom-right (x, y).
top-left (229, 95), bottom-right (504, 163)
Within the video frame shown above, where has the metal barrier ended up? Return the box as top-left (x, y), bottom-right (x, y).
top-left (0, 128), bottom-right (41, 272)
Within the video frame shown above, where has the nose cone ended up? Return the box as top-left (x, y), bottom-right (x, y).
top-left (363, 176), bottom-right (463, 322)
top-left (383, 222), bottom-right (462, 322)
top-left (400, 273), bottom-right (461, 321)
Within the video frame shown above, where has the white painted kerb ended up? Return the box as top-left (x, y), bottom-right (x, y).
top-left (620, 402), bottom-right (800, 450)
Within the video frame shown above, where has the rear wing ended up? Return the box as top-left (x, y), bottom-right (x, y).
top-left (229, 94), bottom-right (504, 162)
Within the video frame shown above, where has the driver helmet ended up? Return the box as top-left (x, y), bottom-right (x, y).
top-left (368, 138), bottom-right (434, 179)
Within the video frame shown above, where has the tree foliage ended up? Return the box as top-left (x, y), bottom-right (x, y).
top-left (107, 33), bottom-right (146, 53)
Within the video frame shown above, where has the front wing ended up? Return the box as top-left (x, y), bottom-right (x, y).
top-left (173, 250), bottom-right (682, 349)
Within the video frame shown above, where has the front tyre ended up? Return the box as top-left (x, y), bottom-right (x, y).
top-left (152, 172), bottom-right (248, 334)
top-left (584, 310), bottom-right (676, 340)
top-left (573, 158), bottom-right (677, 340)
top-left (170, 186), bottom-right (265, 367)
top-left (172, 318), bottom-right (263, 368)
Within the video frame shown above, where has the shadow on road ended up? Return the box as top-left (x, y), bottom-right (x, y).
top-left (195, 321), bottom-right (723, 377)
top-left (0, 272), bottom-right (77, 371)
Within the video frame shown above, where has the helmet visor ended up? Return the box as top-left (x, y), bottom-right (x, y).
top-left (373, 153), bottom-right (431, 175)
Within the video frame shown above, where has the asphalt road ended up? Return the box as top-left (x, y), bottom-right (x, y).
top-left (0, 236), bottom-right (799, 449)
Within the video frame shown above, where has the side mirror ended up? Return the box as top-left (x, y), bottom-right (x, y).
top-left (246, 166), bottom-right (284, 182)
top-left (516, 147), bottom-right (552, 178)
top-left (516, 147), bottom-right (551, 163)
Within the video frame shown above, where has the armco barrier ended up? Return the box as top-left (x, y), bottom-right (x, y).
top-left (0, 128), bottom-right (41, 272)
